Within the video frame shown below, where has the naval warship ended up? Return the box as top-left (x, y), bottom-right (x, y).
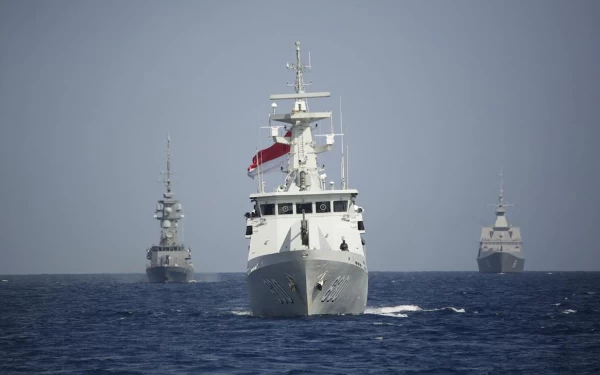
top-left (146, 135), bottom-right (194, 283)
top-left (477, 173), bottom-right (524, 273)
top-left (243, 41), bottom-right (368, 317)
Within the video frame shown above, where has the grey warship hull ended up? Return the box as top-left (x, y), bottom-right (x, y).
top-left (247, 250), bottom-right (368, 317)
top-left (477, 251), bottom-right (524, 273)
top-left (146, 265), bottom-right (194, 283)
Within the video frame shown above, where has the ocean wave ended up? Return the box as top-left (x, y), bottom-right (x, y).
top-left (372, 322), bottom-right (402, 326)
top-left (2, 272), bottom-right (598, 375)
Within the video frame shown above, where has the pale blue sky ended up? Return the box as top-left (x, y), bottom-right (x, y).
top-left (1, 0), bottom-right (598, 274)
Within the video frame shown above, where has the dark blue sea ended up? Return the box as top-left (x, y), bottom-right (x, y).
top-left (1, 272), bottom-right (599, 374)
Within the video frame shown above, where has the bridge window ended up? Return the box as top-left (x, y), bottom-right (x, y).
top-left (278, 203), bottom-right (293, 215)
top-left (333, 200), bottom-right (348, 212)
top-left (296, 203), bottom-right (313, 214)
top-left (260, 204), bottom-right (275, 215)
top-left (316, 201), bottom-right (331, 213)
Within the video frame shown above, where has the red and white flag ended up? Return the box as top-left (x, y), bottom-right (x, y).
top-left (247, 131), bottom-right (291, 178)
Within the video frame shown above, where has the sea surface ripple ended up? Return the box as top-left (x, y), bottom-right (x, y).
top-left (1, 272), bottom-right (599, 374)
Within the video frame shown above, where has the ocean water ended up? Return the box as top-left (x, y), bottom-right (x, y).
top-left (1, 272), bottom-right (599, 374)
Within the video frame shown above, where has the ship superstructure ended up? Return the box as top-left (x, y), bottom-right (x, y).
top-left (477, 173), bottom-right (524, 273)
top-left (146, 135), bottom-right (194, 282)
top-left (244, 42), bottom-right (368, 317)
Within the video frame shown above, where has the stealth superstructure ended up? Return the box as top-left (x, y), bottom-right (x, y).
top-left (477, 173), bottom-right (524, 273)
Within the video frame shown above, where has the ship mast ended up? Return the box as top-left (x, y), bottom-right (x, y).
top-left (287, 41), bottom-right (311, 97)
top-left (164, 134), bottom-right (172, 193)
top-left (488, 171), bottom-right (513, 228)
top-left (155, 134), bottom-right (184, 246)
top-left (498, 170), bottom-right (504, 207)
top-left (268, 41), bottom-right (338, 193)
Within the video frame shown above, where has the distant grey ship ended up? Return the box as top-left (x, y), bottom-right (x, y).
top-left (477, 173), bottom-right (524, 273)
top-left (146, 135), bottom-right (194, 283)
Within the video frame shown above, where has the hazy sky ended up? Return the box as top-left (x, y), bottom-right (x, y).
top-left (1, 0), bottom-right (598, 274)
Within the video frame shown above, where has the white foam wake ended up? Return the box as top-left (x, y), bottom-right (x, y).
top-left (440, 307), bottom-right (466, 313)
top-left (366, 305), bottom-right (420, 318)
top-left (231, 310), bottom-right (252, 316)
top-left (419, 306), bottom-right (466, 313)
top-left (366, 304), bottom-right (466, 317)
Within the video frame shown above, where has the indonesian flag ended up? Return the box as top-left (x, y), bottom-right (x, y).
top-left (247, 130), bottom-right (291, 178)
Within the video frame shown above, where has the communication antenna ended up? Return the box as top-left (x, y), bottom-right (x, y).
top-left (340, 97), bottom-right (346, 189)
top-left (499, 168), bottom-right (504, 206)
top-left (488, 170), bottom-right (513, 210)
top-left (285, 42), bottom-right (313, 93)
top-left (160, 133), bottom-right (175, 192)
top-left (347, 144), bottom-right (350, 188)
top-left (254, 114), bottom-right (264, 192)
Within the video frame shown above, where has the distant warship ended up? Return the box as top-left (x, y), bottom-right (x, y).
top-left (146, 135), bottom-right (194, 283)
top-left (477, 173), bottom-right (524, 273)
top-left (243, 42), bottom-right (368, 317)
